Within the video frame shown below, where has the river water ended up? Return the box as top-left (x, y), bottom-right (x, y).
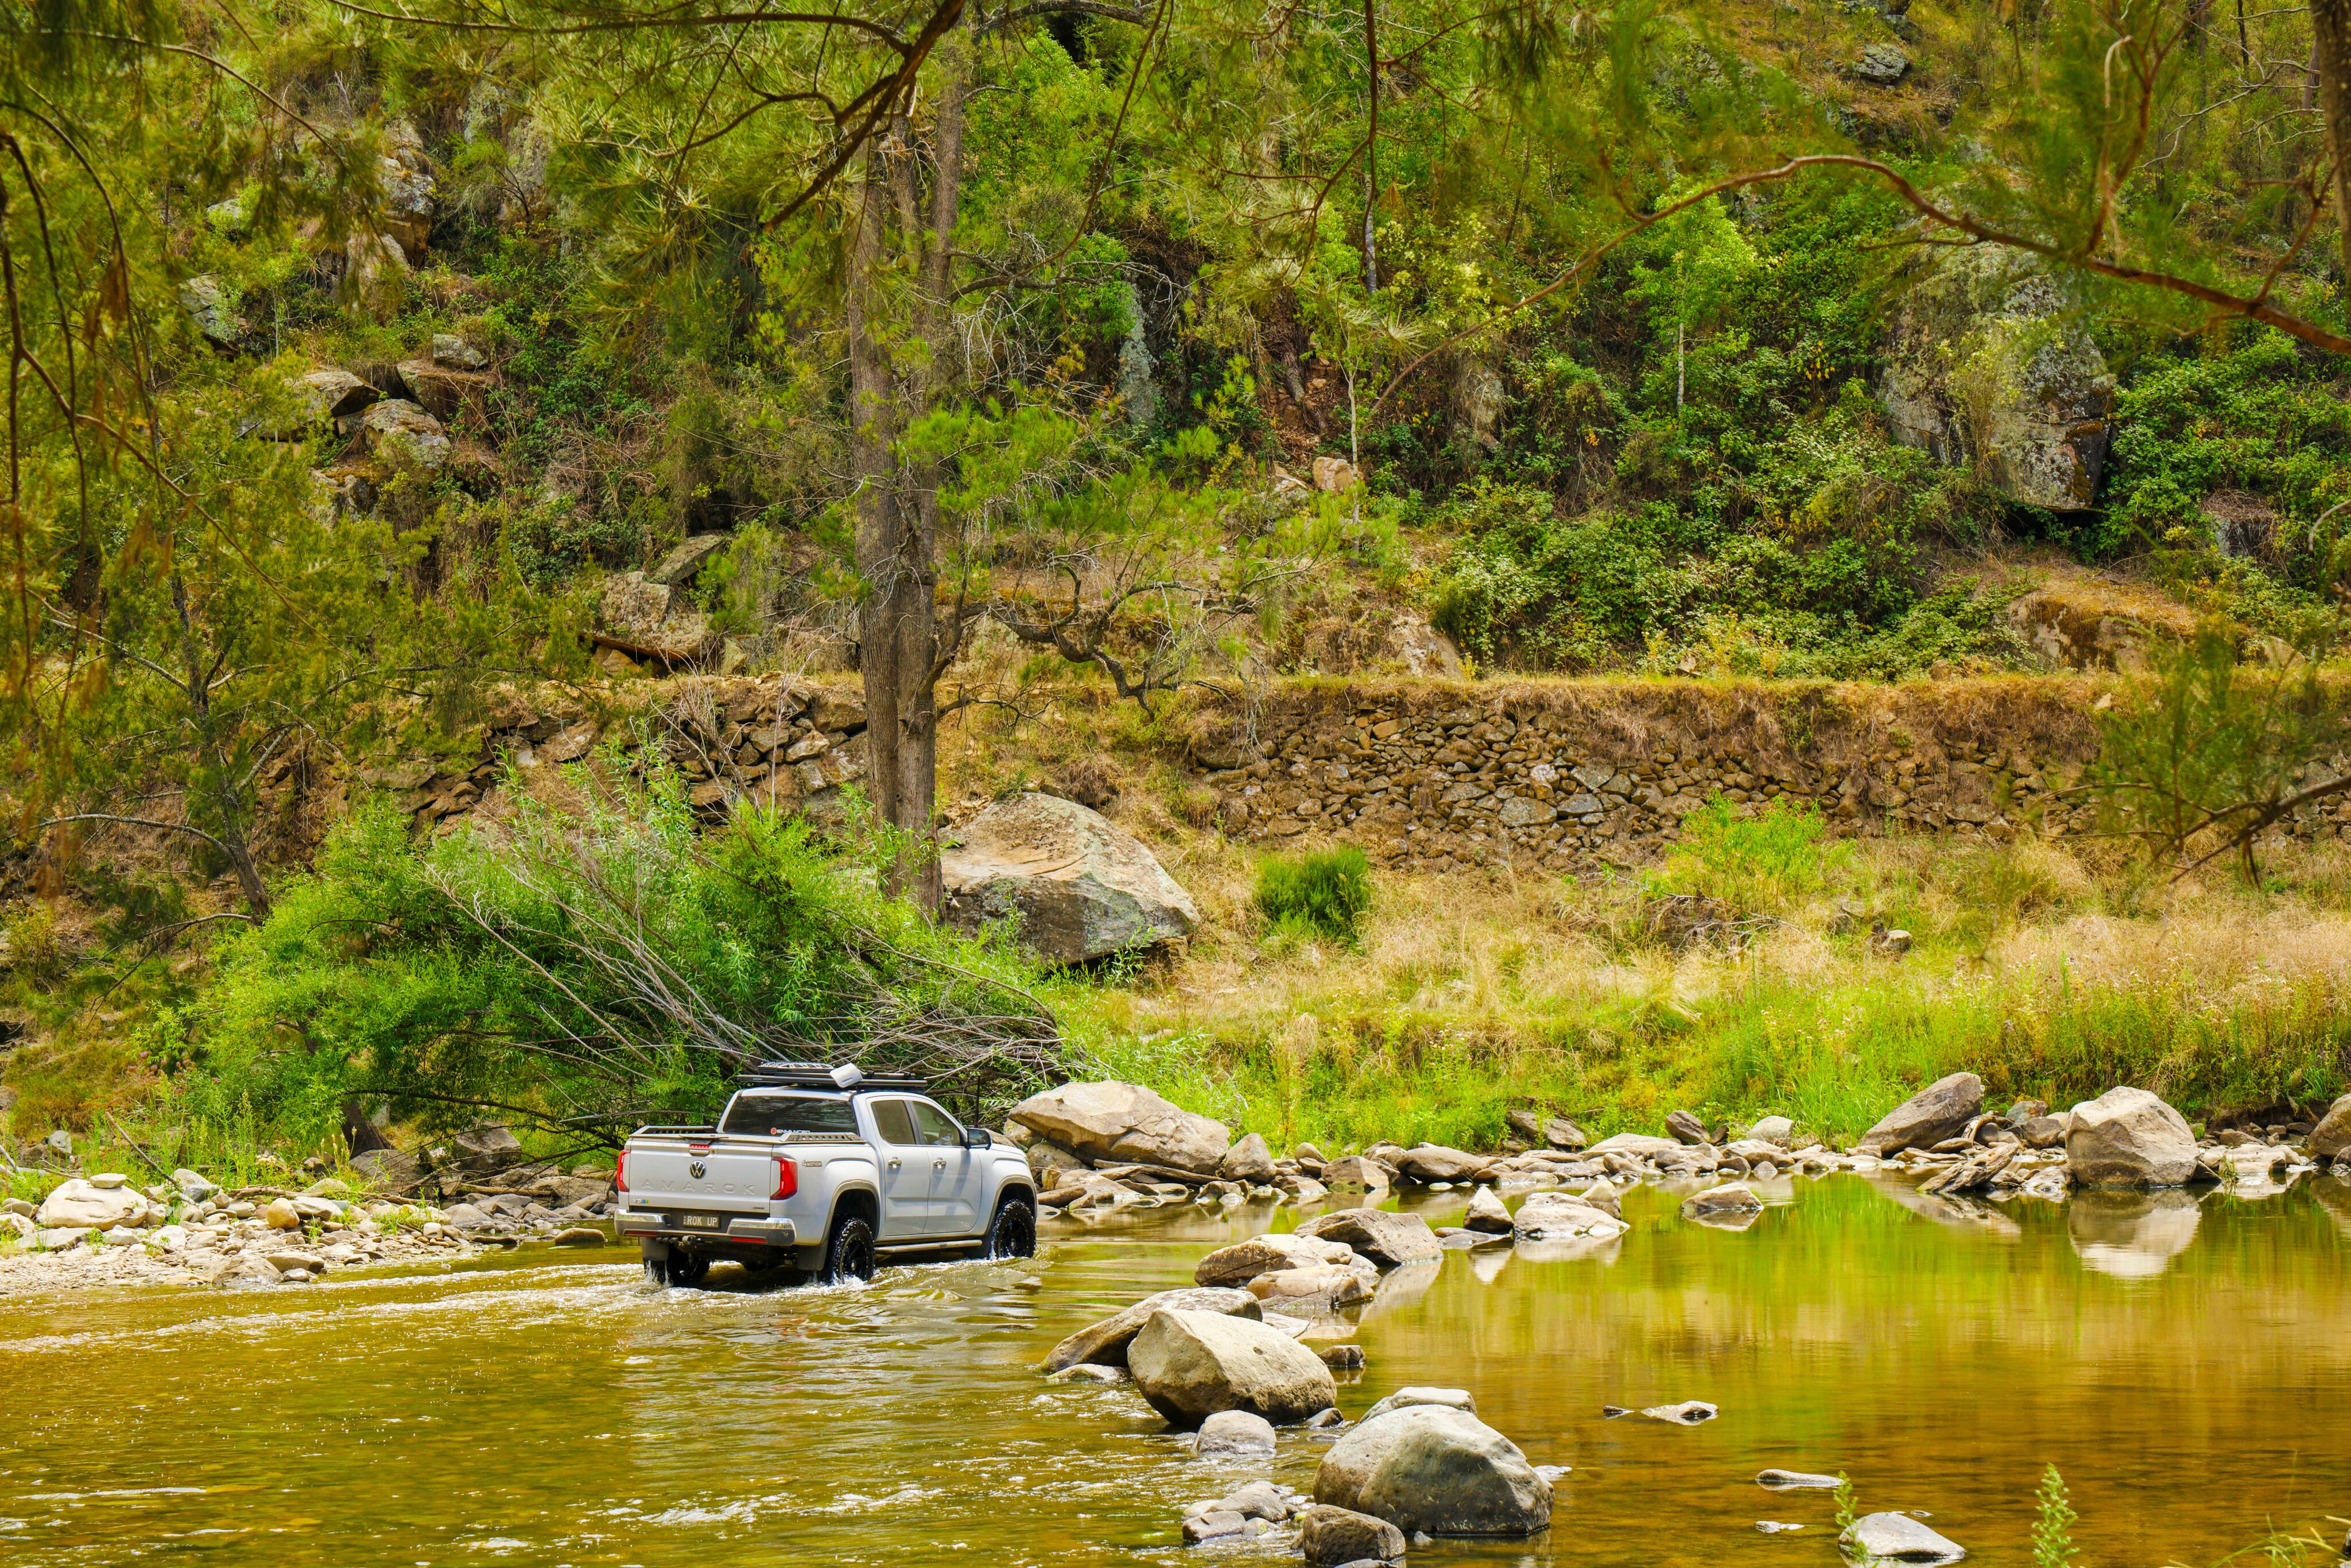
top-left (5, 1173), bottom-right (2346, 1567)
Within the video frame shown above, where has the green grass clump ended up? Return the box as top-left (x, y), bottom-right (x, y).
top-left (1255, 847), bottom-right (1374, 944)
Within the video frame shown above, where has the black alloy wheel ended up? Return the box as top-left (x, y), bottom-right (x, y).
top-left (987, 1196), bottom-right (1037, 1260)
top-left (821, 1214), bottom-right (876, 1284)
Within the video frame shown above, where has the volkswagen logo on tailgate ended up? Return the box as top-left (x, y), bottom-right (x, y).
top-left (688, 1161), bottom-right (707, 1179)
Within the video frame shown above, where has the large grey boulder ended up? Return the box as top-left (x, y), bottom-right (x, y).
top-left (1297, 1208), bottom-right (1443, 1268)
top-left (1877, 244), bottom-right (2114, 511)
top-left (1313, 1405), bottom-right (1553, 1536)
top-left (1856, 1072), bottom-right (1984, 1156)
top-left (2066, 1086), bottom-right (2197, 1186)
top-left (1842, 1511), bottom-right (1965, 1564)
top-left (1395, 1144), bottom-right (1489, 1183)
top-left (1584, 1133), bottom-right (1685, 1159)
top-left (1298, 1504), bottom-right (1407, 1566)
top-left (1126, 1309), bottom-right (1337, 1427)
top-left (1010, 1080), bottom-right (1231, 1175)
top-left (1219, 1132), bottom-right (1278, 1183)
top-left (1038, 1286), bottom-right (1262, 1373)
top-left (34, 1179), bottom-right (153, 1231)
top-left (941, 793), bottom-right (1198, 965)
top-left (2309, 1093), bottom-right (2351, 1162)
top-left (1194, 1231), bottom-right (1360, 1287)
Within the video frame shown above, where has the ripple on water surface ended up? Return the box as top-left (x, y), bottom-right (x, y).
top-left (3, 1173), bottom-right (2348, 1567)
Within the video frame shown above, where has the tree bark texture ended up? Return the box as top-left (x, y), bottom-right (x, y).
top-left (2310, 0), bottom-right (2351, 281)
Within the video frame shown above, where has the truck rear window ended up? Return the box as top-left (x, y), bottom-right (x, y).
top-left (720, 1093), bottom-right (858, 1137)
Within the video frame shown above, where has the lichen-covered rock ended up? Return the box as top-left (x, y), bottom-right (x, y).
top-left (598, 570), bottom-right (717, 662)
top-left (336, 234), bottom-right (411, 321)
top-left (941, 793), bottom-right (1198, 965)
top-left (1877, 244), bottom-right (2115, 510)
top-left (301, 370), bottom-right (379, 422)
top-left (179, 275), bottom-right (243, 350)
top-left (395, 358), bottom-right (491, 426)
top-left (1126, 1308), bottom-right (1337, 1427)
top-left (1312, 1404), bottom-right (1553, 1536)
top-left (356, 398), bottom-right (449, 472)
top-left (1011, 1080), bottom-right (1231, 1174)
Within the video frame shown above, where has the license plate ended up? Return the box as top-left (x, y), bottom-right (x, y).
top-left (682, 1214), bottom-right (721, 1229)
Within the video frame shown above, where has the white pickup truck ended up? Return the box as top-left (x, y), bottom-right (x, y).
top-left (615, 1062), bottom-right (1037, 1287)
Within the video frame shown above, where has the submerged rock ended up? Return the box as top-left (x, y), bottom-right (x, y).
top-left (1681, 1184), bottom-right (1763, 1220)
top-left (1194, 1408), bottom-right (1277, 1458)
top-left (1298, 1504), bottom-right (1408, 1566)
top-left (2066, 1086), bottom-right (2197, 1186)
top-left (1126, 1309), bottom-right (1337, 1427)
top-left (1361, 1386), bottom-right (1476, 1423)
top-left (1313, 1404), bottom-right (1553, 1536)
top-left (1842, 1511), bottom-right (1965, 1564)
top-left (1640, 1400), bottom-right (1718, 1425)
top-left (1758, 1468), bottom-right (1845, 1489)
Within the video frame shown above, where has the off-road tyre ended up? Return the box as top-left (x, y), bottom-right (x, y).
top-left (986, 1195), bottom-right (1037, 1260)
top-left (662, 1251), bottom-right (711, 1287)
top-left (820, 1214), bottom-right (876, 1284)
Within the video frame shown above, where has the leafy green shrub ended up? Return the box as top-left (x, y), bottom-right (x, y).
top-left (1255, 847), bottom-right (1374, 942)
top-left (1646, 795), bottom-right (1848, 913)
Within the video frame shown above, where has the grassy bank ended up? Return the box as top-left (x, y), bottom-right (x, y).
top-left (1076, 815), bottom-right (2351, 1152)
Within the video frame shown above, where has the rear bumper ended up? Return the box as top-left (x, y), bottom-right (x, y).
top-left (617, 1211), bottom-right (797, 1247)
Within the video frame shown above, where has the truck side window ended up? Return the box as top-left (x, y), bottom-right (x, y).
top-left (871, 1099), bottom-right (918, 1146)
top-left (910, 1102), bottom-right (960, 1147)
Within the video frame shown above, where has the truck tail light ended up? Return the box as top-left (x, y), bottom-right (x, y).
top-left (771, 1158), bottom-right (798, 1200)
top-left (616, 1151), bottom-right (629, 1193)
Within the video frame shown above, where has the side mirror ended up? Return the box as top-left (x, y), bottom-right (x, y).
top-left (963, 1125), bottom-right (993, 1148)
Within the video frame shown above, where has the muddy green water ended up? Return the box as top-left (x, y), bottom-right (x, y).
top-left (5, 1173), bottom-right (2348, 1567)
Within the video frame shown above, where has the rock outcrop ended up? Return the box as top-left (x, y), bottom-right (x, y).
top-left (1877, 243), bottom-right (2115, 511)
top-left (1010, 1080), bottom-right (1232, 1175)
top-left (2065, 1086), bottom-right (2197, 1186)
top-left (1312, 1404), bottom-right (1553, 1536)
top-left (1126, 1309), bottom-right (1337, 1427)
top-left (940, 793), bottom-right (1198, 965)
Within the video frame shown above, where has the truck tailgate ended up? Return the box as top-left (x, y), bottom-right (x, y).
top-left (626, 1139), bottom-right (779, 1210)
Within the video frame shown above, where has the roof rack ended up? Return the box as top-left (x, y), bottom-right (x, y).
top-left (734, 1059), bottom-right (931, 1093)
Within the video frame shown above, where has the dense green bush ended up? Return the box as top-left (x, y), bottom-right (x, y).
top-left (1647, 795), bottom-right (1849, 913)
top-left (1255, 847), bottom-right (1375, 942)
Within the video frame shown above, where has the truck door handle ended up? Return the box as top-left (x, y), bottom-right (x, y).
top-left (887, 1159), bottom-right (901, 1170)
top-left (932, 1159), bottom-right (946, 1171)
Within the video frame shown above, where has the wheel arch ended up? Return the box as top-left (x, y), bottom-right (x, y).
top-left (827, 1184), bottom-right (880, 1234)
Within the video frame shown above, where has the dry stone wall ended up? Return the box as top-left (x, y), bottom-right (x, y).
top-left (1198, 679), bottom-right (2139, 872)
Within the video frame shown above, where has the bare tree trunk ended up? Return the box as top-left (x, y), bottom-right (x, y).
top-left (2311, 0), bottom-right (2351, 280)
top-left (848, 141), bottom-right (903, 845)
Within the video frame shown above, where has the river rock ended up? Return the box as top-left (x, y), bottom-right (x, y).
top-left (1313, 1405), bottom-right (1552, 1536)
top-left (258, 1198), bottom-right (301, 1231)
top-left (1640, 1400), bottom-right (1718, 1424)
top-left (1196, 1408), bottom-right (1278, 1457)
top-left (1299, 1504), bottom-right (1409, 1566)
top-left (1842, 1511), bottom-right (1966, 1564)
top-left (1856, 1073), bottom-right (1984, 1156)
top-left (265, 1249), bottom-right (324, 1272)
top-left (1362, 1386), bottom-right (1476, 1423)
top-left (550, 1226), bottom-right (606, 1246)
top-left (1249, 1264), bottom-right (1375, 1307)
top-left (452, 1123), bottom-right (525, 1171)
top-left (1682, 1184), bottom-right (1763, 1218)
top-left (1039, 1286), bottom-right (1263, 1373)
top-left (1219, 1133), bottom-right (1278, 1183)
top-left (1512, 1191), bottom-right (1623, 1240)
top-left (1196, 1231), bottom-right (1359, 1286)
top-left (1182, 1508), bottom-right (1251, 1544)
top-left (1010, 1081), bottom-right (1232, 1176)
top-left (2308, 1093), bottom-right (2351, 1162)
top-left (1758, 1468), bottom-right (1844, 1489)
top-left (1464, 1186), bottom-right (1513, 1233)
top-left (1320, 1155), bottom-right (1391, 1194)
top-left (33, 1179), bottom-right (152, 1231)
top-left (1749, 1115), bottom-right (1794, 1144)
top-left (1585, 1133), bottom-right (1685, 1159)
top-left (940, 793), bottom-right (1198, 965)
top-left (2066, 1086), bottom-right (2197, 1186)
top-left (1126, 1309), bottom-right (1339, 1427)
top-left (2017, 1114), bottom-right (2070, 1150)
top-left (1396, 1144), bottom-right (1488, 1183)
top-left (1665, 1109), bottom-right (1711, 1144)
top-left (1297, 1208), bottom-right (1442, 1267)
